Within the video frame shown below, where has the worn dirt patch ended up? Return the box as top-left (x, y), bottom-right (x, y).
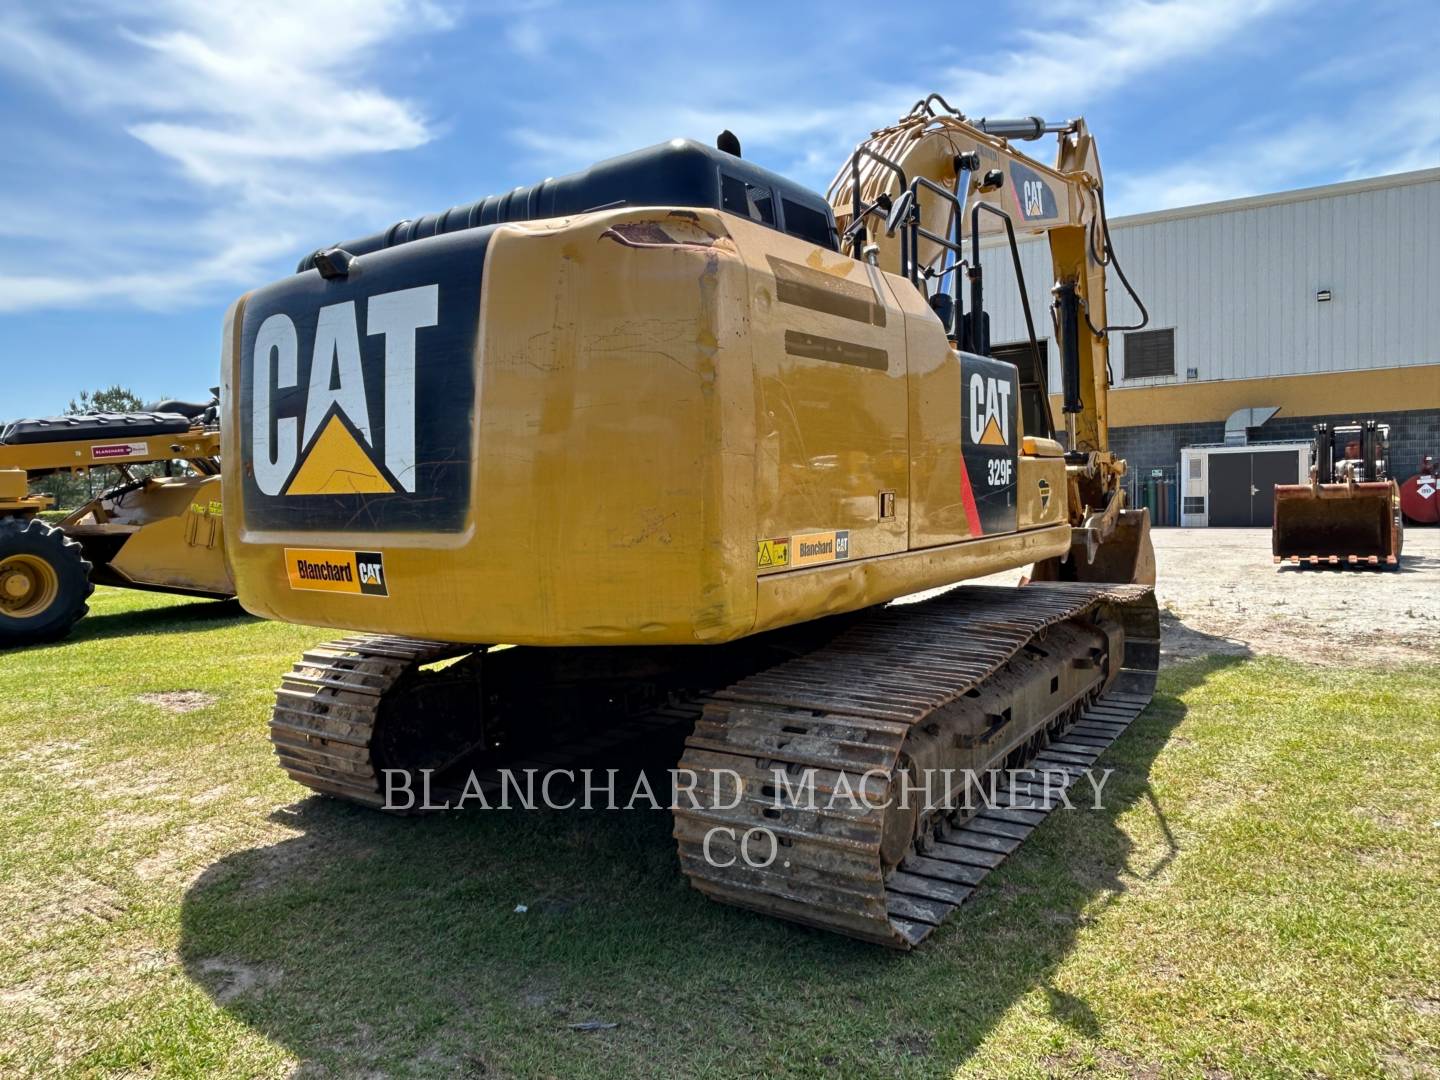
top-left (196, 958), bottom-right (281, 1004)
top-left (136, 690), bottom-right (218, 713)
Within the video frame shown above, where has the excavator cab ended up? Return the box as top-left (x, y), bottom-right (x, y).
top-left (1272, 420), bottom-right (1403, 567)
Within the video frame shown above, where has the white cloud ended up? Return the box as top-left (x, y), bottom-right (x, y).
top-left (505, 0), bottom-right (1295, 190)
top-left (1109, 74), bottom-right (1440, 214)
top-left (0, 0), bottom-right (454, 310)
top-left (939, 0), bottom-right (1294, 118)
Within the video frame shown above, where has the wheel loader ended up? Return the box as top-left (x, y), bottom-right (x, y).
top-left (221, 96), bottom-right (1160, 947)
top-left (1273, 420), bottom-right (1404, 567)
top-left (0, 400), bottom-right (234, 646)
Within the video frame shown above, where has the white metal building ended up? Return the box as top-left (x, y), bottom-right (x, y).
top-left (979, 167), bottom-right (1440, 526)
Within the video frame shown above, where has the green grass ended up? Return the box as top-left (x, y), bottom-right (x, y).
top-left (1, 587), bottom-right (1437, 1078)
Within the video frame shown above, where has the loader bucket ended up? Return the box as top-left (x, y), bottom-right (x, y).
top-left (1031, 507), bottom-right (1156, 586)
top-left (1272, 482), bottom-right (1403, 567)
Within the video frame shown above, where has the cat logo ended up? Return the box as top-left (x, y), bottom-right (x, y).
top-left (1037, 477), bottom-right (1052, 510)
top-left (1008, 162), bottom-right (1058, 221)
top-left (251, 284), bottom-right (439, 497)
top-left (968, 373), bottom-right (1012, 447)
top-left (1023, 181), bottom-right (1044, 218)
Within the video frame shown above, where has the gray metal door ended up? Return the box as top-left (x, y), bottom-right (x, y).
top-left (1249, 450), bottom-right (1300, 526)
top-left (1207, 452), bottom-right (1252, 526)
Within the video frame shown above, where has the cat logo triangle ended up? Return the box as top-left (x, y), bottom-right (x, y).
top-left (978, 414), bottom-right (1006, 446)
top-left (284, 412), bottom-right (395, 496)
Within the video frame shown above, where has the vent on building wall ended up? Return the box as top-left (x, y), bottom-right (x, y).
top-left (1224, 406), bottom-right (1281, 446)
top-left (1123, 328), bottom-right (1175, 379)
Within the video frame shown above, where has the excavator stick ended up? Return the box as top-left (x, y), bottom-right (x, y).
top-left (1272, 482), bottom-right (1403, 567)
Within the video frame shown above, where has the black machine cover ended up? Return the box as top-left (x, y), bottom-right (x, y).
top-left (0, 412), bottom-right (193, 446)
top-left (296, 139), bottom-right (840, 272)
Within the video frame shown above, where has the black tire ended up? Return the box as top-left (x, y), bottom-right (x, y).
top-left (0, 517), bottom-right (94, 647)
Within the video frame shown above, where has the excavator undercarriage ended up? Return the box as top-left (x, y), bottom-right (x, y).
top-left (268, 579), bottom-right (1157, 947)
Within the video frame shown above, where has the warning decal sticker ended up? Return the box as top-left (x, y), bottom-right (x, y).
top-left (756, 537), bottom-right (790, 569)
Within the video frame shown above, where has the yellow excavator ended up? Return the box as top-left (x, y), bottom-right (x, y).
top-left (221, 95), bottom-right (1159, 947)
top-left (0, 401), bottom-right (233, 646)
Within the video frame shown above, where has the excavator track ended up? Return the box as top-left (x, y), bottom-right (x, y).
top-left (673, 581), bottom-right (1160, 948)
top-left (269, 636), bottom-right (477, 808)
top-left (269, 635), bottom-right (706, 809)
top-left (267, 582), bottom-right (1158, 949)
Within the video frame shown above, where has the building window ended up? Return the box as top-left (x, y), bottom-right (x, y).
top-left (1123, 328), bottom-right (1175, 379)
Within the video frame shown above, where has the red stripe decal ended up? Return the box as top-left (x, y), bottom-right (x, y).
top-left (958, 454), bottom-right (982, 536)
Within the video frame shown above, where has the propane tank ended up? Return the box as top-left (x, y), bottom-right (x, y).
top-left (1400, 456), bottom-right (1439, 524)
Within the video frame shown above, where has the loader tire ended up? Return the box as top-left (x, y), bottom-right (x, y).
top-left (0, 517), bottom-right (93, 647)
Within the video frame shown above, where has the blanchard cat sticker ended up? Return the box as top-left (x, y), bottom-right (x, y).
top-left (285, 548), bottom-right (389, 596)
top-left (791, 530), bottom-right (850, 567)
top-left (92, 442), bottom-right (150, 460)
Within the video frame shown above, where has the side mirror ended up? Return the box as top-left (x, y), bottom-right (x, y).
top-left (884, 190), bottom-right (915, 236)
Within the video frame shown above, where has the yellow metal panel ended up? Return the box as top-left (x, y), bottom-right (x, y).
top-left (1050, 363), bottom-right (1440, 429)
top-left (0, 469), bottom-right (27, 501)
top-left (736, 218), bottom-right (910, 563)
top-left (104, 475), bottom-right (233, 595)
top-left (754, 524), bottom-right (1069, 633)
top-left (897, 278), bottom-right (971, 548)
top-left (1016, 456), bottom-right (1066, 529)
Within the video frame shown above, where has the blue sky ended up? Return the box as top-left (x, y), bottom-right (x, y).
top-left (1, 0), bottom-right (1437, 418)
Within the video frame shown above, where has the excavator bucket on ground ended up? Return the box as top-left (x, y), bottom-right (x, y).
top-left (1273, 421), bottom-right (1404, 568)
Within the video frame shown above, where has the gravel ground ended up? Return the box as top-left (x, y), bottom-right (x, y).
top-left (966, 525), bottom-right (1439, 669)
top-left (1148, 525), bottom-right (1439, 667)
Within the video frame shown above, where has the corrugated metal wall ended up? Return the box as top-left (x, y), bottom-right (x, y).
top-left (978, 171), bottom-right (1440, 392)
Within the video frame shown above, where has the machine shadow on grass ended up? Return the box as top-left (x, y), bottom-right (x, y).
top-left (178, 653), bottom-right (1246, 1078)
top-left (68, 597), bottom-right (252, 643)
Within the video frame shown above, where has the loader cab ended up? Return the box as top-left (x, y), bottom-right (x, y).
top-left (1314, 421), bottom-right (1390, 483)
